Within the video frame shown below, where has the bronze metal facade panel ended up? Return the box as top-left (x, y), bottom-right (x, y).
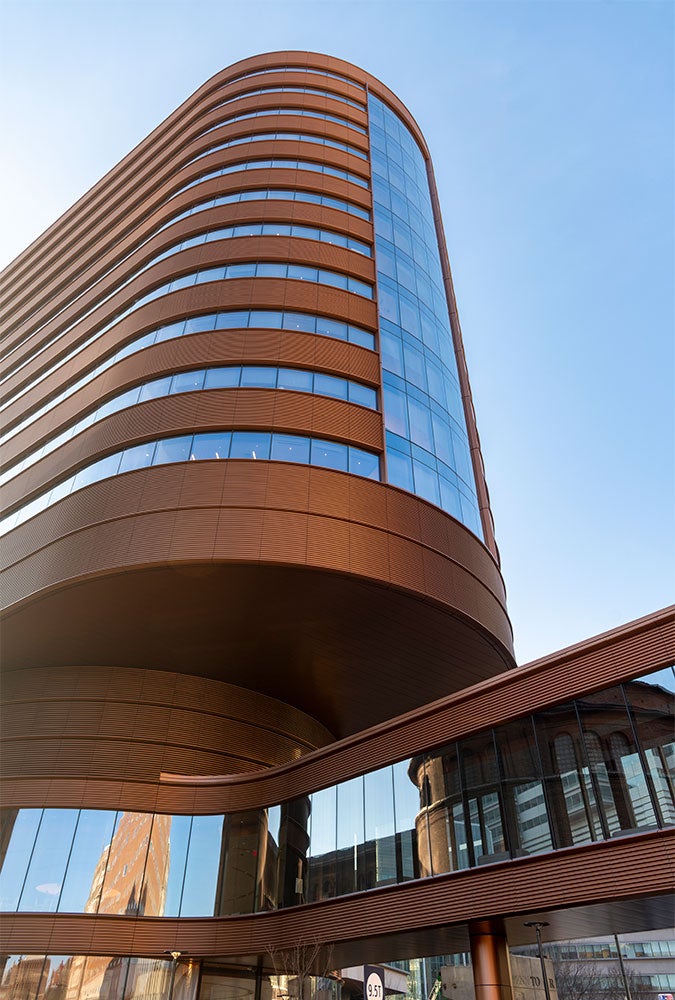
top-left (2, 277), bottom-right (379, 408)
top-left (2, 325), bottom-right (380, 455)
top-left (0, 467), bottom-right (514, 738)
top-left (3, 181), bottom-right (373, 354)
top-left (1, 98), bottom-right (370, 327)
top-left (2, 390), bottom-right (383, 509)
top-left (4, 51), bottom-right (666, 973)
top-left (0, 832), bottom-right (671, 959)
top-left (1, 606), bottom-right (657, 815)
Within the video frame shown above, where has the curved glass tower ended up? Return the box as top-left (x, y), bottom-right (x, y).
top-left (35, 52), bottom-right (675, 1000)
top-left (0, 51), bottom-right (513, 741)
top-left (370, 94), bottom-right (482, 536)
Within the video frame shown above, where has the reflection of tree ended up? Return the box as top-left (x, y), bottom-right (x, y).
top-left (267, 938), bottom-right (336, 1000)
top-left (551, 959), bottom-right (643, 1000)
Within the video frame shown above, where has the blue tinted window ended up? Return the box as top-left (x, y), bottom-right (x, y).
top-left (387, 449), bottom-right (414, 492)
top-left (139, 378), bottom-right (172, 402)
top-left (369, 93), bottom-right (482, 537)
top-left (205, 368), bottom-right (240, 389)
top-left (383, 385), bottom-right (409, 437)
top-left (171, 370), bottom-right (205, 394)
top-left (349, 447), bottom-right (380, 480)
top-left (154, 436), bottom-right (193, 465)
top-left (413, 461), bottom-right (440, 505)
top-left (119, 442), bottom-right (157, 473)
top-left (191, 431), bottom-right (232, 460)
top-left (18, 809), bottom-right (78, 912)
top-left (230, 432), bottom-right (272, 460)
top-left (0, 809), bottom-right (43, 911)
top-left (247, 310), bottom-right (282, 330)
top-left (240, 366), bottom-right (277, 388)
top-left (348, 383), bottom-right (377, 409)
top-left (72, 455), bottom-right (119, 490)
top-left (271, 434), bottom-right (311, 464)
top-left (314, 374), bottom-right (348, 400)
top-left (316, 316), bottom-right (345, 338)
top-left (217, 310), bottom-right (250, 328)
top-left (311, 439), bottom-right (349, 472)
top-left (180, 815), bottom-right (224, 916)
top-left (283, 311), bottom-right (316, 333)
top-left (277, 368), bottom-right (313, 392)
top-left (184, 314), bottom-right (217, 333)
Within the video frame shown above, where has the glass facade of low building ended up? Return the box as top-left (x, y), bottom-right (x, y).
top-left (1, 668), bottom-right (672, 919)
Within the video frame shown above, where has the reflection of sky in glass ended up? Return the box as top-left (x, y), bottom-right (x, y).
top-left (308, 787), bottom-right (336, 857)
top-left (369, 93), bottom-right (482, 537)
top-left (638, 665), bottom-right (675, 693)
top-left (267, 805), bottom-right (281, 847)
top-left (153, 814), bottom-right (192, 917)
top-left (336, 776), bottom-right (364, 850)
top-left (19, 808), bottom-right (78, 912)
top-left (59, 809), bottom-right (117, 913)
top-left (0, 808), bottom-right (41, 910)
top-left (364, 767), bottom-right (395, 841)
top-left (392, 760), bottom-right (419, 833)
top-left (180, 814), bottom-right (223, 916)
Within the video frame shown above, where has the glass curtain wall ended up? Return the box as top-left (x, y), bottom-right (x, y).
top-left (0, 953), bottom-right (198, 1000)
top-left (368, 95), bottom-right (482, 537)
top-left (1, 669), bottom-right (672, 918)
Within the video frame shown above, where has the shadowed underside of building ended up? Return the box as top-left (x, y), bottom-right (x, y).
top-left (0, 51), bottom-right (673, 1000)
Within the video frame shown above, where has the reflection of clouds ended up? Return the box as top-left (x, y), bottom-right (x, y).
top-left (36, 882), bottom-right (60, 894)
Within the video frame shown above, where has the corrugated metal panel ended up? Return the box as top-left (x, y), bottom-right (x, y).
top-left (0, 832), bottom-right (671, 957)
top-left (1, 90), bottom-right (371, 342)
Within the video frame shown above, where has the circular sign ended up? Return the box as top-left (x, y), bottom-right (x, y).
top-left (365, 971), bottom-right (384, 1000)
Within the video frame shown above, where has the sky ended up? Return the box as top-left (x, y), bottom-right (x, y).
top-left (1, 0), bottom-right (673, 664)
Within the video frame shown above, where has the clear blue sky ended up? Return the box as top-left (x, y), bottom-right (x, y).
top-left (1, 0), bottom-right (673, 664)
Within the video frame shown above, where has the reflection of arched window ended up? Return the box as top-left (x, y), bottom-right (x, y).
top-left (584, 731), bottom-right (605, 768)
top-left (462, 749), bottom-right (485, 786)
top-left (608, 732), bottom-right (631, 768)
top-left (553, 733), bottom-right (577, 773)
top-left (583, 730), bottom-right (623, 824)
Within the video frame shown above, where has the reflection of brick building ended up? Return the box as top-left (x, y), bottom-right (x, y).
top-left (410, 679), bottom-right (675, 878)
top-left (42, 958), bottom-right (69, 999)
top-left (0, 957), bottom-right (45, 1000)
top-left (63, 812), bottom-right (172, 999)
top-left (96, 811), bottom-right (170, 916)
top-left (0, 48), bottom-right (673, 998)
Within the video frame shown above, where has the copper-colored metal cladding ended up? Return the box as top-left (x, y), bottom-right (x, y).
top-left (2, 606), bottom-right (671, 814)
top-left (0, 463), bottom-right (512, 739)
top-left (0, 831), bottom-right (672, 961)
top-left (1, 52), bottom-right (513, 748)
top-left (468, 920), bottom-right (512, 1000)
top-left (1, 667), bottom-right (336, 786)
top-left (4, 50), bottom-right (670, 980)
